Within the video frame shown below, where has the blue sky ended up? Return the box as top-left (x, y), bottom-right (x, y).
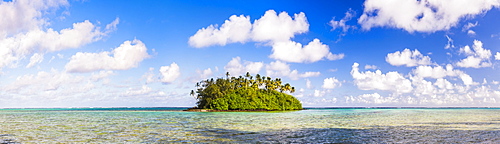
top-left (1, 0), bottom-right (500, 108)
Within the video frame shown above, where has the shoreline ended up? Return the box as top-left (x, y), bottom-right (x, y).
top-left (183, 108), bottom-right (304, 112)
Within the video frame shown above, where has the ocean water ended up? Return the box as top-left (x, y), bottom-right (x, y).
top-left (1, 108), bottom-right (499, 143)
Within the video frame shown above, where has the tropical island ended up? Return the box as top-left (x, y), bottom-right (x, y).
top-left (186, 72), bottom-right (302, 111)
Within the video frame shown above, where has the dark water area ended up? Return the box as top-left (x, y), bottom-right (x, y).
top-left (1, 108), bottom-right (499, 143)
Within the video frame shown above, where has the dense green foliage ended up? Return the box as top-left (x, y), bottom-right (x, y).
top-left (190, 72), bottom-right (302, 110)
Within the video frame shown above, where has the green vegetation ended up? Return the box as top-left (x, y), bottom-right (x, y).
top-left (190, 72), bottom-right (302, 111)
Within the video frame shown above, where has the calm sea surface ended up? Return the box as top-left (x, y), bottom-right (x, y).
top-left (1, 108), bottom-right (499, 143)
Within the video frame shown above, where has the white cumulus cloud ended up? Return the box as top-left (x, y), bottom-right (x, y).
top-left (65, 39), bottom-right (150, 73)
top-left (386, 48), bottom-right (432, 67)
top-left (358, 0), bottom-right (500, 33)
top-left (412, 64), bottom-right (477, 88)
top-left (322, 77), bottom-right (341, 89)
top-left (189, 10), bottom-right (342, 63)
top-left (251, 10), bottom-right (309, 43)
top-left (456, 40), bottom-right (492, 68)
top-left (159, 62), bottom-right (180, 84)
top-left (412, 64), bottom-right (461, 79)
top-left (270, 39), bottom-right (344, 63)
top-left (189, 10), bottom-right (308, 48)
top-left (188, 15), bottom-right (252, 48)
top-left (351, 62), bottom-right (413, 93)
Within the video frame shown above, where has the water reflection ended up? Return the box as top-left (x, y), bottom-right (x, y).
top-left (1, 108), bottom-right (499, 143)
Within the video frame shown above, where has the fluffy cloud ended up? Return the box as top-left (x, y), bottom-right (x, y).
top-left (65, 39), bottom-right (150, 73)
top-left (346, 60), bottom-right (486, 105)
top-left (0, 0), bottom-right (120, 70)
top-left (270, 39), bottom-right (344, 63)
top-left (189, 10), bottom-right (341, 63)
top-left (434, 78), bottom-right (454, 90)
top-left (495, 52), bottom-right (500, 60)
top-left (159, 62), bottom-right (181, 84)
top-left (224, 57), bottom-right (264, 76)
top-left (0, 0), bottom-right (68, 37)
top-left (351, 62), bottom-right (413, 93)
top-left (358, 0), bottom-right (500, 33)
top-left (322, 77), bottom-right (341, 89)
top-left (1, 20), bottom-right (114, 70)
top-left (414, 65), bottom-right (477, 86)
top-left (0, 0), bottom-right (120, 71)
top-left (188, 15), bottom-right (252, 48)
top-left (252, 10), bottom-right (309, 42)
top-left (189, 10), bottom-right (307, 48)
top-left (459, 73), bottom-right (477, 86)
top-left (386, 48), bottom-right (432, 67)
top-left (455, 40), bottom-right (492, 68)
top-left (412, 64), bottom-right (460, 79)
top-left (410, 77), bottom-right (436, 96)
top-left (407, 64), bottom-right (477, 96)
top-left (266, 61), bottom-right (320, 80)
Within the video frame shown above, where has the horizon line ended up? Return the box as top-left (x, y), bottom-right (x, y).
top-left (1, 106), bottom-right (500, 109)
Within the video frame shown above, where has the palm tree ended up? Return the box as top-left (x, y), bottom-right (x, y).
top-left (245, 72), bottom-right (251, 79)
top-left (190, 90), bottom-right (196, 99)
top-left (275, 78), bottom-right (282, 91)
top-left (283, 83), bottom-right (291, 93)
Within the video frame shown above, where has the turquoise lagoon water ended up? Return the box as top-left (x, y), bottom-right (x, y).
top-left (1, 108), bottom-right (499, 143)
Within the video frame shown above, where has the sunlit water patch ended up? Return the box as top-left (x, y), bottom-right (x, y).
top-left (1, 108), bottom-right (499, 143)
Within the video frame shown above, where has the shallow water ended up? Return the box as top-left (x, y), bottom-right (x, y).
top-left (1, 108), bottom-right (499, 143)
